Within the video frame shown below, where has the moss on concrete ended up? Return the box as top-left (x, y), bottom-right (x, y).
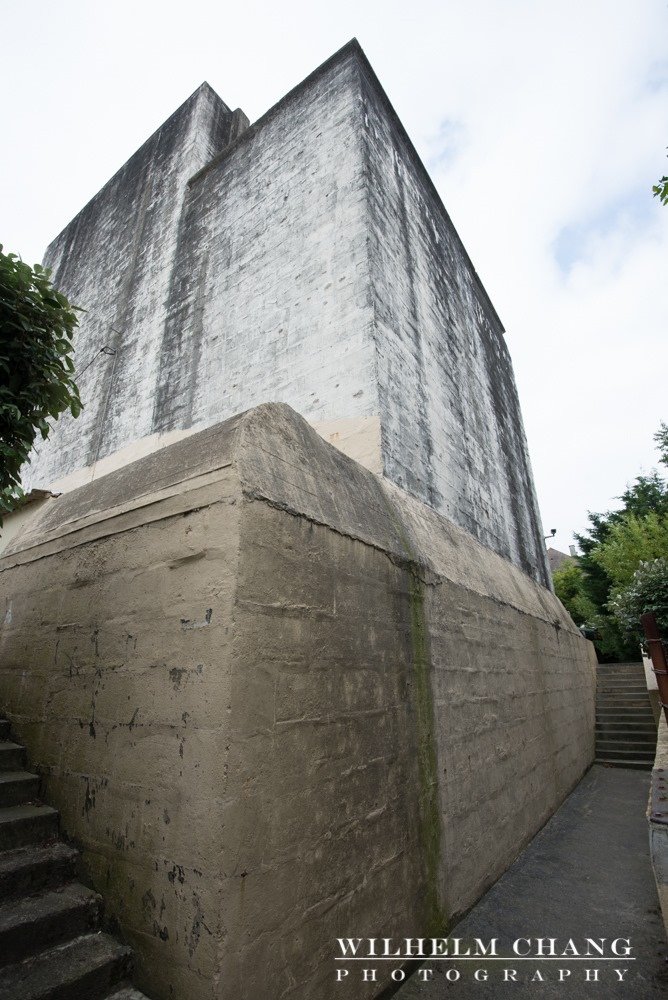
top-left (407, 567), bottom-right (447, 936)
top-left (376, 484), bottom-right (447, 933)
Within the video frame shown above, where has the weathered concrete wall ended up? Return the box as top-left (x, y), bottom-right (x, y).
top-left (1, 449), bottom-right (243, 998)
top-left (29, 46), bottom-right (377, 495)
top-left (26, 41), bottom-right (550, 586)
top-left (357, 59), bottom-right (549, 586)
top-left (152, 50), bottom-right (375, 440)
top-left (1, 404), bottom-right (595, 1000)
top-left (30, 82), bottom-right (249, 489)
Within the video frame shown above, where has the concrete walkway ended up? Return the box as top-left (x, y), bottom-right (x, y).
top-left (394, 766), bottom-right (667, 999)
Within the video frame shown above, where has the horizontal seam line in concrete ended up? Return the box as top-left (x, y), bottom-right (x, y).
top-left (0, 489), bottom-right (238, 570)
top-left (241, 487), bottom-right (584, 638)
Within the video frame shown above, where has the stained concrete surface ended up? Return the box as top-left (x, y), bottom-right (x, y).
top-left (28, 40), bottom-right (550, 588)
top-left (0, 404), bottom-right (595, 1000)
top-left (394, 766), bottom-right (668, 999)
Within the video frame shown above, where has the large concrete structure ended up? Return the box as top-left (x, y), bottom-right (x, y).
top-left (0, 405), bottom-right (596, 1000)
top-left (28, 40), bottom-right (550, 588)
top-left (0, 40), bottom-right (598, 1000)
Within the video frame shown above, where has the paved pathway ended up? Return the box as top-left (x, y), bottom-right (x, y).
top-left (394, 766), bottom-right (667, 999)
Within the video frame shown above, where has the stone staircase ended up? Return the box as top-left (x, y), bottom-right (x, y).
top-left (595, 662), bottom-right (658, 770)
top-left (0, 717), bottom-right (150, 1000)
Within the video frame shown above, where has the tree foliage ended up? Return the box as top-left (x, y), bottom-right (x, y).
top-left (653, 176), bottom-right (668, 206)
top-left (0, 247), bottom-right (81, 517)
top-left (592, 512), bottom-right (668, 590)
top-left (655, 421), bottom-right (668, 466)
top-left (563, 429), bottom-right (668, 659)
top-left (609, 558), bottom-right (668, 643)
top-left (552, 561), bottom-right (598, 626)
top-left (653, 147), bottom-right (668, 206)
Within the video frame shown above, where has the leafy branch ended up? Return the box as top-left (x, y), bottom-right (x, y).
top-left (0, 246), bottom-right (82, 517)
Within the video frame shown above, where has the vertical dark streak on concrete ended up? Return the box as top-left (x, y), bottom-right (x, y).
top-left (477, 321), bottom-right (549, 587)
top-left (184, 245), bottom-right (211, 427)
top-left (355, 59), bottom-right (388, 465)
top-left (151, 184), bottom-right (206, 434)
top-left (151, 106), bottom-right (245, 435)
top-left (503, 370), bottom-right (552, 588)
top-left (86, 163), bottom-right (155, 466)
top-left (31, 84), bottom-right (239, 488)
top-left (395, 169), bottom-right (436, 507)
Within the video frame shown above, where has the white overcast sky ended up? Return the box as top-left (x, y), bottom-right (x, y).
top-left (2, 0), bottom-right (667, 548)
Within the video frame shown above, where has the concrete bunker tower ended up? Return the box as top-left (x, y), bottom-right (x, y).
top-left (29, 40), bottom-right (549, 588)
top-left (0, 40), bottom-right (595, 1000)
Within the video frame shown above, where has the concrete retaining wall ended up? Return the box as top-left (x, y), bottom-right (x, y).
top-left (0, 405), bottom-right (595, 999)
top-left (649, 715), bottom-right (668, 938)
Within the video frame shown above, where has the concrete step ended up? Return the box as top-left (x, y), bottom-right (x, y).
top-left (593, 745), bottom-right (656, 762)
top-left (596, 707), bottom-right (655, 718)
top-left (0, 742), bottom-right (26, 771)
top-left (595, 728), bottom-right (657, 743)
top-left (596, 684), bottom-right (650, 692)
top-left (595, 739), bottom-right (657, 754)
top-left (0, 932), bottom-right (132, 1000)
top-left (596, 720), bottom-right (655, 728)
top-left (596, 673), bottom-right (646, 681)
top-left (596, 691), bottom-right (652, 699)
top-left (596, 672), bottom-right (646, 679)
top-left (0, 842), bottom-right (79, 900)
top-left (0, 883), bottom-right (101, 968)
top-left (596, 704), bottom-right (653, 712)
top-left (0, 771), bottom-right (40, 808)
top-left (594, 757), bottom-right (653, 771)
top-left (595, 720), bottom-right (657, 733)
top-left (596, 708), bottom-right (655, 717)
top-left (595, 743), bottom-right (657, 756)
top-left (597, 704), bottom-right (655, 712)
top-left (597, 684), bottom-right (647, 690)
top-left (0, 805), bottom-right (58, 851)
top-left (596, 681), bottom-right (647, 695)
top-left (595, 719), bottom-right (657, 731)
top-left (597, 685), bottom-right (649, 692)
top-left (596, 697), bottom-right (651, 710)
top-left (596, 662), bottom-right (644, 670)
top-left (596, 681), bottom-right (648, 688)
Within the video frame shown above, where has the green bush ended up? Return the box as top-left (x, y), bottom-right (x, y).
top-left (0, 246), bottom-right (81, 516)
top-left (609, 557), bottom-right (668, 641)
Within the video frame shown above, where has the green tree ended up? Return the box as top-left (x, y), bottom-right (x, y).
top-left (609, 558), bottom-right (668, 643)
top-left (573, 473), bottom-right (668, 629)
top-left (552, 561), bottom-right (598, 625)
top-left (593, 511), bottom-right (668, 589)
top-left (653, 176), bottom-right (668, 205)
top-left (566, 428), bottom-right (668, 659)
top-left (653, 147), bottom-right (668, 205)
top-left (654, 422), bottom-right (668, 466)
top-left (0, 246), bottom-right (81, 517)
